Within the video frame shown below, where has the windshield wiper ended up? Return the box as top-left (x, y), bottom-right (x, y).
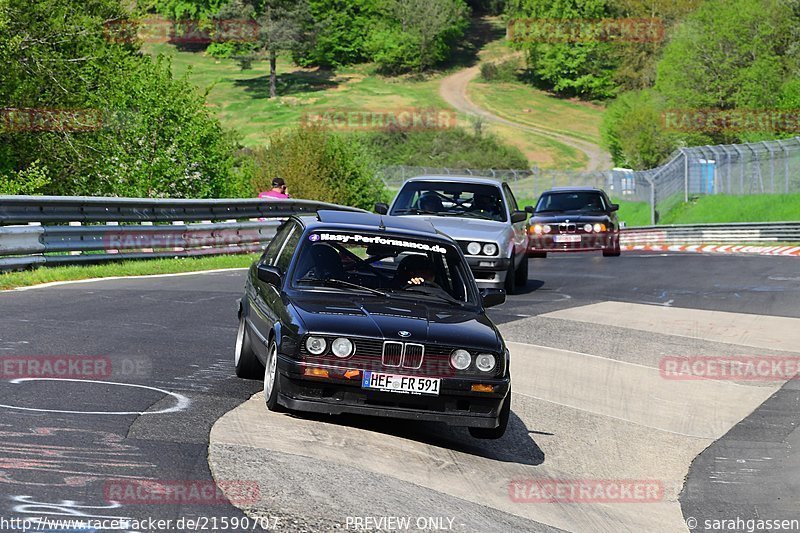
top-left (297, 277), bottom-right (391, 297)
top-left (394, 286), bottom-right (466, 307)
top-left (393, 208), bottom-right (439, 215)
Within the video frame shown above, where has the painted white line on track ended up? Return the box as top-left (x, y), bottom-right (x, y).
top-left (0, 378), bottom-right (190, 415)
top-left (1, 267), bottom-right (249, 293)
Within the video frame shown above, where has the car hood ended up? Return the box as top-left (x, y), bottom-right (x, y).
top-left (289, 292), bottom-right (501, 350)
top-left (401, 215), bottom-right (508, 241)
top-left (530, 213), bottom-right (612, 224)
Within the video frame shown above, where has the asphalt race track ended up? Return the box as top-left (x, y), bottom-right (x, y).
top-left (1, 252), bottom-right (799, 532)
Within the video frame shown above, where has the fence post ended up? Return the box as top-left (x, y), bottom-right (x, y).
top-left (683, 149), bottom-right (689, 202)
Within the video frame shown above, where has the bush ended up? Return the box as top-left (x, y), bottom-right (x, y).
top-left (0, 161), bottom-right (51, 195)
top-left (358, 127), bottom-right (529, 168)
top-left (480, 59), bottom-right (519, 83)
top-left (252, 125), bottom-right (388, 209)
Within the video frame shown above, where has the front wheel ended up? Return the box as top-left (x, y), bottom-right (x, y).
top-left (264, 338), bottom-right (285, 412)
top-left (504, 255), bottom-right (517, 294)
top-left (234, 314), bottom-right (264, 379)
top-left (514, 255), bottom-right (529, 287)
top-left (469, 390), bottom-right (511, 440)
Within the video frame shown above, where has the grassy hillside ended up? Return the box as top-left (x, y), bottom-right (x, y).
top-left (659, 194), bottom-right (800, 225)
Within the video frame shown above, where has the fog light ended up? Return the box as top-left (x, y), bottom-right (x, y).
top-left (476, 353), bottom-right (496, 372)
top-left (306, 336), bottom-right (326, 355)
top-left (471, 384), bottom-right (494, 393)
top-left (450, 349), bottom-right (471, 370)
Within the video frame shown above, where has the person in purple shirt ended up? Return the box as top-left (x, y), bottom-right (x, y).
top-left (259, 177), bottom-right (290, 199)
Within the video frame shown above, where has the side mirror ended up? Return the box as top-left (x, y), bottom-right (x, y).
top-left (375, 202), bottom-right (389, 215)
top-left (524, 205), bottom-right (535, 214)
top-left (257, 264), bottom-right (282, 287)
top-left (610, 203), bottom-right (620, 212)
top-left (511, 210), bottom-right (528, 223)
top-left (480, 288), bottom-right (506, 308)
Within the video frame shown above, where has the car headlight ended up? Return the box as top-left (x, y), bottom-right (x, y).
top-left (467, 242), bottom-right (481, 255)
top-left (583, 223), bottom-right (593, 233)
top-left (543, 224), bottom-right (552, 234)
top-left (475, 353), bottom-right (496, 372)
top-left (533, 224), bottom-right (543, 235)
top-left (450, 349), bottom-right (471, 370)
top-left (306, 336), bottom-right (327, 355)
top-left (594, 223), bottom-right (606, 233)
top-left (331, 337), bottom-right (354, 358)
top-left (482, 243), bottom-right (498, 256)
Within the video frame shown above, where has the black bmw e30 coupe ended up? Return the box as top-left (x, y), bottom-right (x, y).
top-left (234, 210), bottom-right (512, 439)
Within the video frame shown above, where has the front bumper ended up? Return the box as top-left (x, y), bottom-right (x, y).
top-left (528, 233), bottom-right (619, 253)
top-left (465, 256), bottom-right (510, 289)
top-left (275, 357), bottom-right (510, 428)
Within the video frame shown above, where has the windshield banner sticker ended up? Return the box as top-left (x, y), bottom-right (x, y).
top-left (310, 233), bottom-right (447, 254)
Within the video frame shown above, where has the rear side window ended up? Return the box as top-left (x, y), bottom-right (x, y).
top-left (275, 223), bottom-right (301, 272)
top-left (261, 221), bottom-right (293, 266)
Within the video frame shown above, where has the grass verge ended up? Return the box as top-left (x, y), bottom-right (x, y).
top-left (659, 194), bottom-right (800, 225)
top-left (0, 254), bottom-right (257, 291)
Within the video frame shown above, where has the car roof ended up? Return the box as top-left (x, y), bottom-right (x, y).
top-left (541, 186), bottom-right (606, 194)
top-left (294, 210), bottom-right (448, 241)
top-left (404, 175), bottom-right (504, 187)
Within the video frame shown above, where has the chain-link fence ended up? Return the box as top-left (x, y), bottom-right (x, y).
top-left (377, 136), bottom-right (800, 224)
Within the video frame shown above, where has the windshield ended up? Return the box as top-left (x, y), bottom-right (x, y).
top-left (535, 191), bottom-right (607, 213)
top-left (390, 181), bottom-right (507, 222)
top-left (290, 230), bottom-right (478, 306)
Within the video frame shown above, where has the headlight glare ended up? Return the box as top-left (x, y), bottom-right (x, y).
top-left (533, 224), bottom-right (543, 234)
top-left (331, 337), bottom-right (353, 358)
top-left (306, 336), bottom-right (327, 355)
top-left (594, 223), bottom-right (606, 232)
top-left (476, 353), bottom-right (496, 372)
top-left (467, 242), bottom-right (481, 255)
top-left (450, 349), bottom-right (471, 370)
top-left (482, 243), bottom-right (498, 256)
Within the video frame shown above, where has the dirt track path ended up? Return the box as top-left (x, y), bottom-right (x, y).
top-left (439, 64), bottom-right (612, 171)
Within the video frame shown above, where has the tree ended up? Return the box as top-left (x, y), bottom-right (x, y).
top-left (297, 0), bottom-right (379, 67)
top-left (217, 0), bottom-right (313, 98)
top-left (366, 0), bottom-right (469, 73)
top-left (655, 0), bottom-right (799, 111)
top-left (506, 0), bottom-right (618, 99)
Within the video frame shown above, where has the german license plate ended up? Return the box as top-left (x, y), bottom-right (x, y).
top-left (362, 371), bottom-right (440, 396)
top-left (554, 235), bottom-right (581, 243)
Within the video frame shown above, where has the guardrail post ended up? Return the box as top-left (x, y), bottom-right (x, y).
top-left (68, 221), bottom-right (81, 255)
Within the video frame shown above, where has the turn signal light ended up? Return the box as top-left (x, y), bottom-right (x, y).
top-left (344, 369), bottom-right (361, 379)
top-left (304, 368), bottom-right (330, 378)
top-left (471, 384), bottom-right (494, 393)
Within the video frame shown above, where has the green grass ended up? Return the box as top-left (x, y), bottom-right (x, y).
top-left (659, 194), bottom-right (800, 225)
top-left (0, 254), bottom-right (257, 291)
top-left (468, 80), bottom-right (605, 146)
top-left (148, 43), bottom-right (453, 147)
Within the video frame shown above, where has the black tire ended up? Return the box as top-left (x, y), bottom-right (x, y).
top-left (504, 254), bottom-right (517, 294)
top-left (469, 390), bottom-right (511, 440)
top-left (234, 314), bottom-right (265, 379)
top-left (529, 251), bottom-right (547, 258)
top-left (263, 338), bottom-right (285, 412)
top-left (514, 255), bottom-right (529, 287)
top-left (603, 236), bottom-right (621, 257)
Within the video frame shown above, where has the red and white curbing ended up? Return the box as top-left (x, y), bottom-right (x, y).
top-left (620, 244), bottom-right (800, 256)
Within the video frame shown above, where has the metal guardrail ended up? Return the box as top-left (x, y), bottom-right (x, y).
top-left (0, 196), bottom-right (365, 271)
top-left (622, 222), bottom-right (800, 245)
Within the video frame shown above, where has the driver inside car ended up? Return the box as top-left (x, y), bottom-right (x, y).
top-left (393, 254), bottom-right (436, 288)
top-left (468, 193), bottom-right (498, 217)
